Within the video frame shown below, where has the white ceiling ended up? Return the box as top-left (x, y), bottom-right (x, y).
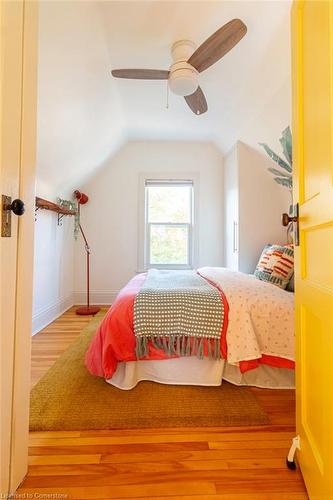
top-left (100, 0), bottom-right (291, 148)
top-left (36, 0), bottom-right (291, 196)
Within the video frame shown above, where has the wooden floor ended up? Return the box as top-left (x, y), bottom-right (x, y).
top-left (19, 307), bottom-right (308, 499)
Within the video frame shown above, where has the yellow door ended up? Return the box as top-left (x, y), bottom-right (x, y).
top-left (0, 0), bottom-right (38, 495)
top-left (292, 1), bottom-right (333, 498)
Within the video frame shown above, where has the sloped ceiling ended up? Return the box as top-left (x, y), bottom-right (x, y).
top-left (36, 0), bottom-right (291, 197)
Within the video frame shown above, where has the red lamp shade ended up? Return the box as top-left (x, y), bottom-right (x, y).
top-left (74, 190), bottom-right (89, 205)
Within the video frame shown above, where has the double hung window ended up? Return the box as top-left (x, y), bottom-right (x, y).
top-left (145, 180), bottom-right (193, 269)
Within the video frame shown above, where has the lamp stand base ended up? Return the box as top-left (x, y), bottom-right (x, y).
top-left (76, 305), bottom-right (101, 316)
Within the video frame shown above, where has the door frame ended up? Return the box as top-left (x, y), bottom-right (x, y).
top-left (0, 0), bottom-right (38, 494)
top-left (3, 0), bottom-right (333, 497)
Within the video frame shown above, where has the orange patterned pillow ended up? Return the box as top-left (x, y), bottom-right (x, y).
top-left (254, 244), bottom-right (294, 289)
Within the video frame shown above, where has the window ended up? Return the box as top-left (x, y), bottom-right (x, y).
top-left (145, 180), bottom-right (193, 269)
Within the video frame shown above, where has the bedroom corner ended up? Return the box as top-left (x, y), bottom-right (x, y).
top-left (2, 1), bottom-right (333, 499)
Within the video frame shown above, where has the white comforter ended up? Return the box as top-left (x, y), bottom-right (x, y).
top-left (198, 267), bottom-right (294, 365)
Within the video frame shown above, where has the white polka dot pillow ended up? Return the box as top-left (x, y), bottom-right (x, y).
top-left (254, 244), bottom-right (294, 289)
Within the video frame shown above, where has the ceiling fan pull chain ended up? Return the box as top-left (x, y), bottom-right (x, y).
top-left (166, 81), bottom-right (169, 109)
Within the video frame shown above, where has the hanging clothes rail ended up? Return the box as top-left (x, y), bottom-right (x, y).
top-left (35, 197), bottom-right (76, 225)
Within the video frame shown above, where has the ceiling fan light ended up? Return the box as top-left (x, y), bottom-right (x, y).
top-left (169, 74), bottom-right (198, 96)
top-left (169, 64), bottom-right (198, 96)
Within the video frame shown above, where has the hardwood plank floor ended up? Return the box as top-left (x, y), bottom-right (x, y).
top-left (20, 306), bottom-right (308, 499)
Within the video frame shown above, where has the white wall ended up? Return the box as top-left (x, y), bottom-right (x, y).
top-left (32, 0), bottom-right (126, 333)
top-left (74, 141), bottom-right (224, 303)
top-left (223, 141), bottom-right (291, 275)
top-left (238, 141), bottom-right (291, 273)
top-left (32, 201), bottom-right (75, 334)
top-left (236, 79), bottom-right (292, 160)
top-left (222, 46), bottom-right (291, 274)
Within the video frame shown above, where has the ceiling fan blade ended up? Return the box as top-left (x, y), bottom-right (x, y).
top-left (184, 86), bottom-right (208, 115)
top-left (188, 19), bottom-right (247, 73)
top-left (111, 69), bottom-right (169, 80)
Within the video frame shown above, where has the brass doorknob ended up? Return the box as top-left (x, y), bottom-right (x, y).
top-left (282, 213), bottom-right (298, 227)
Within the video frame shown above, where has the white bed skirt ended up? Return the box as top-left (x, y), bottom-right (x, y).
top-left (106, 357), bottom-right (295, 390)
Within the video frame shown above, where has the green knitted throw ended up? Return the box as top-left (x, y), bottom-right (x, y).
top-left (134, 269), bottom-right (224, 360)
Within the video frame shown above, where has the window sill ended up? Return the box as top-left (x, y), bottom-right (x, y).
top-left (137, 266), bottom-right (194, 272)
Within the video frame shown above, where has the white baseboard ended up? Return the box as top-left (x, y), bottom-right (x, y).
top-left (32, 294), bottom-right (74, 335)
top-left (73, 290), bottom-right (119, 305)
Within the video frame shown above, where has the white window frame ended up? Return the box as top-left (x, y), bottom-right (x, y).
top-left (138, 173), bottom-right (199, 271)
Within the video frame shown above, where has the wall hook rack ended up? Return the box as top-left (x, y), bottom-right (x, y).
top-left (35, 197), bottom-right (76, 225)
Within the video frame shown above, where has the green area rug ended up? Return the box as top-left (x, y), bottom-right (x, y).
top-left (30, 312), bottom-right (270, 431)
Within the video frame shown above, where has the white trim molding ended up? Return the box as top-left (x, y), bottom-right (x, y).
top-left (32, 294), bottom-right (74, 335)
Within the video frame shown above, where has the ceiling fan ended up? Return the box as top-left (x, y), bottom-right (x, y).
top-left (111, 19), bottom-right (247, 116)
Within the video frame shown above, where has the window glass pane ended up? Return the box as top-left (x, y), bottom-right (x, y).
top-left (147, 185), bottom-right (191, 223)
top-left (150, 225), bottom-right (188, 265)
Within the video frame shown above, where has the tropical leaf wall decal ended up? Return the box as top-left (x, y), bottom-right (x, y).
top-left (259, 126), bottom-right (292, 191)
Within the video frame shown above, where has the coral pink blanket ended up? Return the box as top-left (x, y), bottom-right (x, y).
top-left (85, 271), bottom-right (294, 379)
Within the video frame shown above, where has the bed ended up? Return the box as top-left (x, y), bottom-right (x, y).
top-left (86, 267), bottom-right (295, 390)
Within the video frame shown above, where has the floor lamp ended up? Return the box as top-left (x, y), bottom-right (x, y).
top-left (74, 190), bottom-right (100, 316)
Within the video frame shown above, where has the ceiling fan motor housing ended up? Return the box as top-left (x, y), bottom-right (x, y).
top-left (169, 40), bottom-right (198, 96)
top-left (171, 39), bottom-right (196, 61)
